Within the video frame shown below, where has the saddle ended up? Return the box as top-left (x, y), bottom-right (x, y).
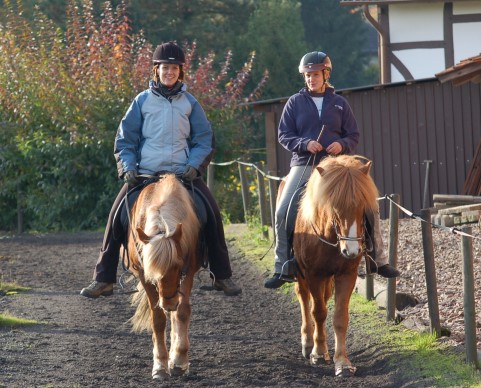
top-left (112, 177), bottom-right (210, 269)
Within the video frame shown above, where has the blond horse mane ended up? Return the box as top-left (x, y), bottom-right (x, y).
top-left (299, 155), bottom-right (379, 226)
top-left (130, 174), bottom-right (200, 283)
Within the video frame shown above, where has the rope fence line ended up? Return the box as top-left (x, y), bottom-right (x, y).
top-left (211, 158), bottom-right (481, 241)
top-left (380, 194), bottom-right (481, 241)
top-left (211, 159), bottom-right (284, 181)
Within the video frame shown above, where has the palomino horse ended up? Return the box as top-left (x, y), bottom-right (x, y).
top-left (126, 174), bottom-right (201, 380)
top-left (293, 155), bottom-right (379, 377)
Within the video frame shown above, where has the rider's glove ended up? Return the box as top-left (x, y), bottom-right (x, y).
top-left (182, 165), bottom-right (198, 182)
top-left (123, 170), bottom-right (138, 186)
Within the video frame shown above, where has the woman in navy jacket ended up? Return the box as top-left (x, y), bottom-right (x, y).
top-left (264, 51), bottom-right (400, 289)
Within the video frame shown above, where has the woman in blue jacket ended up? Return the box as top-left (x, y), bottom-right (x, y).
top-left (264, 51), bottom-right (400, 289)
top-left (81, 42), bottom-right (241, 297)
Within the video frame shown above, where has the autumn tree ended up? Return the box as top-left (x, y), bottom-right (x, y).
top-left (0, 0), bottom-right (267, 231)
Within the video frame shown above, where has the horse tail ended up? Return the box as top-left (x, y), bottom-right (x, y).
top-left (130, 284), bottom-right (152, 333)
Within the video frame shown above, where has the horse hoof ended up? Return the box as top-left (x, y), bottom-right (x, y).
top-left (169, 364), bottom-right (190, 377)
top-left (335, 365), bottom-right (357, 377)
top-left (310, 352), bottom-right (331, 366)
top-left (302, 346), bottom-right (313, 359)
top-left (152, 369), bottom-right (170, 380)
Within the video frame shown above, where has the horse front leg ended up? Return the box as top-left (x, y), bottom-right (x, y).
top-left (169, 274), bottom-right (194, 376)
top-left (332, 273), bottom-right (357, 377)
top-left (309, 277), bottom-right (332, 366)
top-left (295, 279), bottom-right (314, 359)
top-left (143, 282), bottom-right (169, 380)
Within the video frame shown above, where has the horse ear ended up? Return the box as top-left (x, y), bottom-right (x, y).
top-left (171, 223), bottom-right (183, 242)
top-left (136, 228), bottom-right (151, 244)
top-left (360, 161), bottom-right (372, 175)
top-left (315, 166), bottom-right (325, 175)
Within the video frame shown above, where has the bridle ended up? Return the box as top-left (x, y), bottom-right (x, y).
top-left (159, 270), bottom-right (187, 301)
top-left (310, 218), bottom-right (372, 254)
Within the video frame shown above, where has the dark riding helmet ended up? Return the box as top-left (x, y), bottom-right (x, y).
top-left (153, 42), bottom-right (185, 65)
top-left (299, 51), bottom-right (332, 74)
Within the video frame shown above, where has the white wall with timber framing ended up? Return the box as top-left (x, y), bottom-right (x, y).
top-left (341, 0), bottom-right (481, 83)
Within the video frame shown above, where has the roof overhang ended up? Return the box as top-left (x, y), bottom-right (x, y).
top-left (436, 54), bottom-right (481, 86)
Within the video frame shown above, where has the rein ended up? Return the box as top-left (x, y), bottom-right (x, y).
top-left (294, 125), bottom-right (327, 192)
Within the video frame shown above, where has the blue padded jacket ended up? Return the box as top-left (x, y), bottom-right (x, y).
top-left (114, 81), bottom-right (214, 178)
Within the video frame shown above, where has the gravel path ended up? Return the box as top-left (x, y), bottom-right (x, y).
top-left (0, 221), bottom-right (476, 387)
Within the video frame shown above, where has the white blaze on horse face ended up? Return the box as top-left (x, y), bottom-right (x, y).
top-left (341, 220), bottom-right (361, 258)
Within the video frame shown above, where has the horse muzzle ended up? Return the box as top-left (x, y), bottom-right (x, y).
top-left (340, 244), bottom-right (362, 259)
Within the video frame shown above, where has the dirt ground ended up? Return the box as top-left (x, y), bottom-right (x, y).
top-left (0, 226), bottom-right (436, 388)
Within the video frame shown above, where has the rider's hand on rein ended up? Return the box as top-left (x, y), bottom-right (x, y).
top-left (124, 170), bottom-right (138, 186)
top-left (182, 165), bottom-right (198, 181)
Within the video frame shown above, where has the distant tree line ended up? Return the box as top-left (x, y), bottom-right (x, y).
top-left (2, 0), bottom-right (378, 98)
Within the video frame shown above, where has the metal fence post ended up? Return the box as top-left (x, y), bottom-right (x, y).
top-left (207, 164), bottom-right (214, 192)
top-left (267, 171), bottom-right (277, 241)
top-left (238, 162), bottom-right (250, 223)
top-left (256, 162), bottom-right (269, 239)
top-left (17, 185), bottom-right (24, 235)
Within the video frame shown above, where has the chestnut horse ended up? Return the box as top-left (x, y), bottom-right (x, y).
top-left (293, 155), bottom-right (379, 377)
top-left (126, 174), bottom-right (201, 380)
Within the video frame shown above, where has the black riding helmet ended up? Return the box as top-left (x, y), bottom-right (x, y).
top-left (298, 51), bottom-right (332, 73)
top-left (153, 41), bottom-right (185, 65)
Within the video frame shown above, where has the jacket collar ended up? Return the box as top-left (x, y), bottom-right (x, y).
top-left (149, 80), bottom-right (185, 98)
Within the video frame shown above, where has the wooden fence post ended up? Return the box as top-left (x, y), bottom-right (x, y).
top-left (238, 162), bottom-right (250, 223)
top-left (256, 162), bottom-right (269, 239)
top-left (364, 273), bottom-right (374, 301)
top-left (420, 208), bottom-right (441, 337)
top-left (387, 193), bottom-right (400, 321)
top-left (461, 226), bottom-right (479, 368)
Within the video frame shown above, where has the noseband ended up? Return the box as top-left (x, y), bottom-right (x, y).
top-left (310, 219), bottom-right (367, 250)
